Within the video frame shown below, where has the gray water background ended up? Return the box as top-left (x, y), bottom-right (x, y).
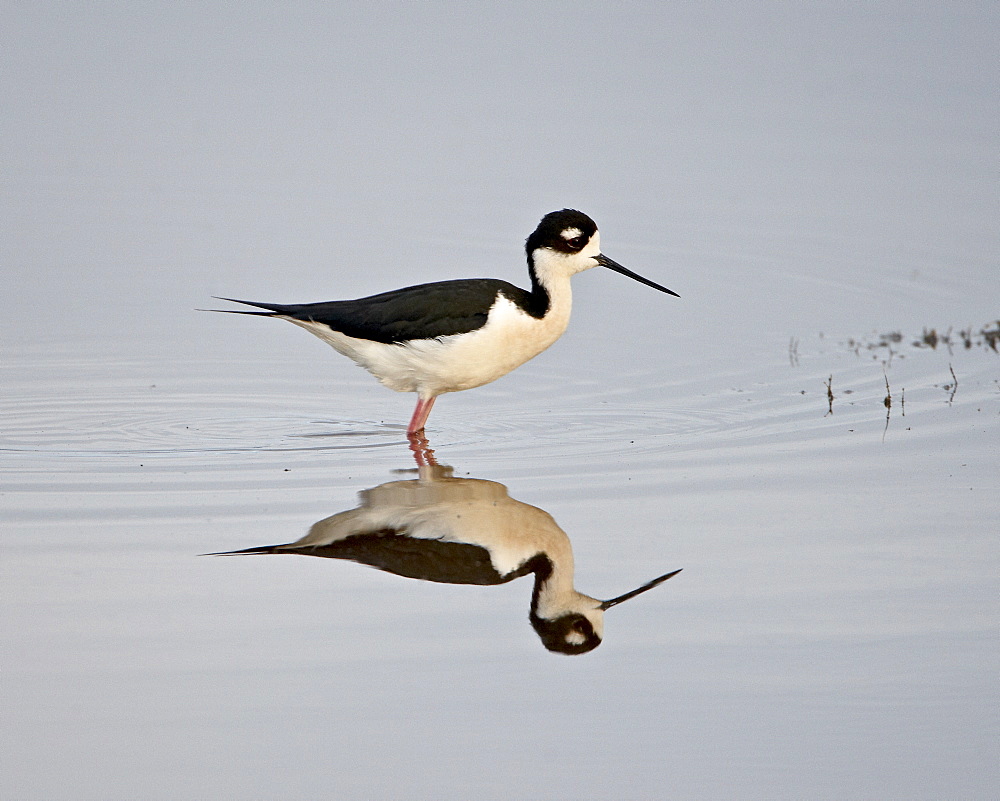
top-left (3, 3), bottom-right (998, 799)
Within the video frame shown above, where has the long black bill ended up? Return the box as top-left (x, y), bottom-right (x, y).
top-left (594, 254), bottom-right (680, 297)
top-left (600, 568), bottom-right (682, 610)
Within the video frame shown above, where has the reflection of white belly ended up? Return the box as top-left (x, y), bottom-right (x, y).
top-left (287, 294), bottom-right (572, 396)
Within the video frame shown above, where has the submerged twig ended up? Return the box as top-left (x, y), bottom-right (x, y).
top-left (882, 371), bottom-right (891, 442)
top-left (948, 364), bottom-right (958, 405)
top-left (824, 375), bottom-right (834, 416)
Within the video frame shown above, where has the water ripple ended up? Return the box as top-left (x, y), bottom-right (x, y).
top-left (2, 347), bottom-right (994, 471)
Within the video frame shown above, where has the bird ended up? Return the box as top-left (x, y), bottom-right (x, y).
top-left (210, 209), bottom-right (678, 434)
top-left (209, 463), bottom-right (681, 655)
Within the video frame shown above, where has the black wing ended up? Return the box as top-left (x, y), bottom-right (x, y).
top-left (216, 278), bottom-right (530, 344)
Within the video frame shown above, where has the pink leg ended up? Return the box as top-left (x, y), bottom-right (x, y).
top-left (407, 395), bottom-right (437, 435)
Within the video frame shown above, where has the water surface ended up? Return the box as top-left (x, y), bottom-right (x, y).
top-left (3, 3), bottom-right (998, 799)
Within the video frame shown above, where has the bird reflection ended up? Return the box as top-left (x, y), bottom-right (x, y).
top-left (213, 463), bottom-right (680, 654)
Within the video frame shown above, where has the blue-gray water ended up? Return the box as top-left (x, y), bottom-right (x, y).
top-left (3, 4), bottom-right (998, 799)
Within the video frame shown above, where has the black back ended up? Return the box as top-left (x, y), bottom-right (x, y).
top-left (228, 278), bottom-right (533, 343)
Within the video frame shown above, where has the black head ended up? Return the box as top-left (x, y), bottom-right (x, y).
top-left (524, 209), bottom-right (680, 297)
top-left (530, 611), bottom-right (603, 655)
top-left (525, 209), bottom-right (599, 258)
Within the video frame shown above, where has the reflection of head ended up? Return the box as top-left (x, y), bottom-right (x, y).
top-left (530, 611), bottom-right (603, 655)
top-left (529, 563), bottom-right (682, 655)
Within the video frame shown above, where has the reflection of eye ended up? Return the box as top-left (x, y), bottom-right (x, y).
top-left (566, 236), bottom-right (585, 250)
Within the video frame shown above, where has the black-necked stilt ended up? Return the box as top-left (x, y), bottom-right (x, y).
top-left (211, 209), bottom-right (678, 434)
top-left (209, 464), bottom-right (681, 654)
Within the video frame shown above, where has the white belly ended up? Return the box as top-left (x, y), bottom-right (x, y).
top-left (287, 294), bottom-right (572, 396)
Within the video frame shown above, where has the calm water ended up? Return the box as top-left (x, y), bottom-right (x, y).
top-left (3, 4), bottom-right (998, 799)
top-left (4, 327), bottom-right (997, 799)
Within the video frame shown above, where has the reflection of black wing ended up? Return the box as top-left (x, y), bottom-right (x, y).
top-left (218, 530), bottom-right (541, 586)
top-left (305, 531), bottom-right (508, 584)
top-left (217, 279), bottom-right (531, 344)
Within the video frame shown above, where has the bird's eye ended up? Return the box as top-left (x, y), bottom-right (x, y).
top-left (566, 236), bottom-right (585, 250)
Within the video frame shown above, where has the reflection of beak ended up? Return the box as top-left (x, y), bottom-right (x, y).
top-left (594, 254), bottom-right (680, 297)
top-left (600, 568), bottom-right (683, 610)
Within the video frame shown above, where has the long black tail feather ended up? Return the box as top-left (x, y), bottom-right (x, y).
top-left (203, 544), bottom-right (287, 556)
top-left (199, 297), bottom-right (294, 315)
